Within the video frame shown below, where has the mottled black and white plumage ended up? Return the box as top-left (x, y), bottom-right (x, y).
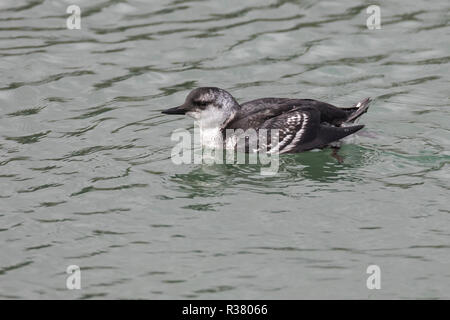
top-left (162, 87), bottom-right (371, 154)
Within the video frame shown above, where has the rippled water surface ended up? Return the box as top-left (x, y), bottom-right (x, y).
top-left (0, 0), bottom-right (449, 299)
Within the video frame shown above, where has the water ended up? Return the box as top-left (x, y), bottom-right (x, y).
top-left (0, 0), bottom-right (449, 299)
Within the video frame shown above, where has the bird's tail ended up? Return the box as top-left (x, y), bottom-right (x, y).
top-left (317, 124), bottom-right (365, 146)
top-left (345, 97), bottom-right (372, 123)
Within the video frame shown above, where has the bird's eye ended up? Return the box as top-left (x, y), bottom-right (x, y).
top-left (195, 100), bottom-right (209, 106)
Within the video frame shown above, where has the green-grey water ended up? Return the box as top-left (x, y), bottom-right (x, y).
top-left (0, 0), bottom-right (449, 299)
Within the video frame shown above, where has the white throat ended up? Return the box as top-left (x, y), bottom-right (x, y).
top-left (189, 107), bottom-right (234, 149)
top-left (199, 126), bottom-right (222, 149)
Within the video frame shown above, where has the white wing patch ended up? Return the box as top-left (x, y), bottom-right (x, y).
top-left (270, 111), bottom-right (309, 153)
top-left (283, 112), bottom-right (309, 153)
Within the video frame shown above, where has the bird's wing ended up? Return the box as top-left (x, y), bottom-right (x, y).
top-left (227, 100), bottom-right (367, 153)
top-left (229, 99), bottom-right (303, 130)
top-left (259, 107), bottom-right (321, 153)
top-left (259, 105), bottom-right (365, 153)
top-left (295, 98), bottom-right (372, 124)
top-left (237, 98), bottom-right (353, 127)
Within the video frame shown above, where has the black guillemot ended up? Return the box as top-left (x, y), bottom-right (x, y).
top-left (162, 87), bottom-right (371, 156)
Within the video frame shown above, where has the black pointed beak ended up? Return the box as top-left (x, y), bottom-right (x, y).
top-left (161, 104), bottom-right (188, 115)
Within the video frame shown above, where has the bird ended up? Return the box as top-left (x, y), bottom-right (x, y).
top-left (162, 87), bottom-right (371, 158)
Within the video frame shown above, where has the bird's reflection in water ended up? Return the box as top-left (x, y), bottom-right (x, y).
top-left (169, 145), bottom-right (379, 199)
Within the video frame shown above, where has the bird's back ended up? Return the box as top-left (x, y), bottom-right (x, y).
top-left (225, 97), bottom-right (370, 153)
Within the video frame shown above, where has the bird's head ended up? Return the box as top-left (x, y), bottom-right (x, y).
top-left (162, 87), bottom-right (240, 127)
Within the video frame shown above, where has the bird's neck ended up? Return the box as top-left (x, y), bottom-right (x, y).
top-left (199, 125), bottom-right (223, 149)
top-left (196, 110), bottom-right (237, 149)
